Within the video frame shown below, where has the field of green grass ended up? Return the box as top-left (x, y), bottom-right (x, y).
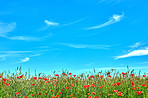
top-left (0, 66), bottom-right (148, 98)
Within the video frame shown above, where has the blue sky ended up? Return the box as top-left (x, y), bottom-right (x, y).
top-left (0, 0), bottom-right (148, 76)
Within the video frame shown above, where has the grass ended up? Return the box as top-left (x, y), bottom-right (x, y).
top-left (0, 66), bottom-right (148, 98)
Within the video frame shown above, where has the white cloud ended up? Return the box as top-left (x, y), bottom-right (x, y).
top-left (59, 43), bottom-right (119, 49)
top-left (62, 18), bottom-right (85, 26)
top-left (44, 20), bottom-right (59, 26)
top-left (115, 49), bottom-right (148, 59)
top-left (0, 51), bottom-right (32, 54)
top-left (129, 41), bottom-right (145, 48)
top-left (5, 36), bottom-right (41, 41)
top-left (0, 22), bottom-right (16, 36)
top-left (0, 22), bottom-right (52, 41)
top-left (86, 12), bottom-right (124, 30)
top-left (21, 57), bottom-right (29, 62)
top-left (30, 54), bottom-right (41, 57)
top-left (0, 51), bottom-right (32, 61)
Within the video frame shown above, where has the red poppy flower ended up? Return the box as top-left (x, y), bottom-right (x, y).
top-left (0, 76), bottom-right (2, 78)
top-left (100, 75), bottom-right (103, 78)
top-left (71, 83), bottom-right (73, 87)
top-left (51, 90), bottom-right (53, 92)
top-left (131, 87), bottom-right (135, 90)
top-left (73, 75), bottom-right (76, 77)
top-left (33, 77), bottom-right (37, 80)
top-left (55, 74), bottom-right (59, 76)
top-left (131, 74), bottom-right (134, 77)
top-left (20, 75), bottom-right (23, 78)
top-left (43, 78), bottom-right (49, 81)
top-left (59, 92), bottom-right (62, 94)
top-left (86, 85), bottom-right (89, 87)
top-left (32, 94), bottom-right (34, 96)
top-left (90, 75), bottom-right (95, 78)
top-left (116, 82), bottom-right (121, 86)
top-left (131, 82), bottom-right (135, 87)
top-left (88, 96), bottom-right (92, 98)
top-left (108, 94), bottom-right (111, 96)
top-left (32, 84), bottom-right (35, 86)
top-left (108, 75), bottom-right (111, 77)
top-left (118, 92), bottom-right (122, 96)
top-left (15, 92), bottom-right (19, 95)
top-left (38, 77), bottom-right (41, 79)
top-left (142, 84), bottom-right (146, 87)
top-left (61, 89), bottom-right (63, 91)
top-left (91, 84), bottom-right (95, 87)
top-left (69, 94), bottom-right (73, 97)
top-left (113, 90), bottom-right (118, 92)
top-left (122, 72), bottom-right (126, 75)
top-left (78, 77), bottom-right (80, 79)
top-left (143, 75), bottom-right (145, 77)
top-left (94, 96), bottom-right (97, 98)
top-left (46, 81), bottom-right (50, 83)
top-left (69, 73), bottom-right (72, 75)
top-left (83, 85), bottom-right (87, 88)
top-left (6, 83), bottom-right (10, 87)
top-left (136, 91), bottom-right (142, 95)
top-left (92, 92), bottom-right (96, 95)
top-left (3, 78), bottom-right (7, 82)
top-left (107, 72), bottom-right (110, 75)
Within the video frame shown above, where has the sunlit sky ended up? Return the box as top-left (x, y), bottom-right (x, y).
top-left (0, 0), bottom-right (148, 76)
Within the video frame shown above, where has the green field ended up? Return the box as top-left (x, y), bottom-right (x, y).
top-left (0, 66), bottom-right (148, 98)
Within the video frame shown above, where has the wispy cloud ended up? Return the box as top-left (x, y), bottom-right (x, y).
top-left (0, 51), bottom-right (32, 61)
top-left (41, 18), bottom-right (84, 30)
top-left (0, 22), bottom-right (52, 41)
top-left (86, 12), bottom-right (124, 30)
top-left (40, 20), bottom-right (59, 30)
top-left (0, 22), bottom-right (16, 36)
top-left (115, 49), bottom-right (148, 59)
top-left (30, 54), bottom-right (41, 57)
top-left (62, 18), bottom-right (85, 26)
top-left (59, 43), bottom-right (119, 49)
top-left (97, 0), bottom-right (121, 5)
top-left (19, 54), bottom-right (41, 63)
top-left (0, 51), bottom-right (32, 54)
top-left (44, 20), bottom-right (59, 26)
top-left (20, 57), bottom-right (30, 62)
top-left (5, 36), bottom-right (41, 41)
top-left (129, 41), bottom-right (145, 48)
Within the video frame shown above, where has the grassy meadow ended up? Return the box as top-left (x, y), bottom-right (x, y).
top-left (0, 66), bottom-right (148, 98)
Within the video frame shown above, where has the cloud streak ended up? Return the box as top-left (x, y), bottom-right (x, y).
top-left (44, 20), bottom-right (59, 26)
top-left (86, 12), bottom-right (124, 30)
top-left (59, 43), bottom-right (119, 49)
top-left (0, 51), bottom-right (32, 61)
top-left (20, 57), bottom-right (30, 62)
top-left (0, 22), bottom-right (16, 36)
top-left (115, 49), bottom-right (148, 59)
top-left (129, 41), bottom-right (145, 48)
top-left (62, 18), bottom-right (85, 26)
top-left (0, 51), bottom-right (32, 54)
top-left (0, 22), bottom-right (52, 41)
